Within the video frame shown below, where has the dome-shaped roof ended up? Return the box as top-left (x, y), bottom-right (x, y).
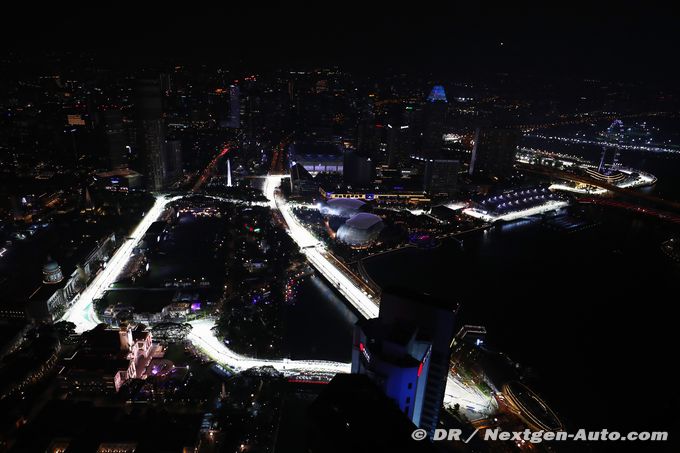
top-left (344, 213), bottom-right (383, 230)
top-left (42, 255), bottom-right (64, 284)
top-left (320, 198), bottom-right (366, 217)
top-left (336, 213), bottom-right (384, 247)
top-left (43, 257), bottom-right (60, 272)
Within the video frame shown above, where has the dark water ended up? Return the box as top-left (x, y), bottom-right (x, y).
top-left (364, 210), bottom-right (680, 434)
top-left (251, 177), bottom-right (358, 363)
top-left (358, 120), bottom-right (680, 435)
top-left (283, 275), bottom-right (357, 363)
top-left (278, 133), bottom-right (680, 437)
top-left (165, 213), bottom-right (358, 363)
top-left (147, 214), bottom-right (227, 286)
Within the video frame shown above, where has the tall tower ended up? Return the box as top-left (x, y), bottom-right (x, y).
top-left (386, 123), bottom-right (410, 168)
top-left (352, 289), bottom-right (458, 437)
top-left (227, 84), bottom-right (240, 129)
top-left (421, 85), bottom-right (448, 158)
top-left (226, 159), bottom-right (232, 187)
top-left (164, 139), bottom-right (183, 184)
top-left (469, 127), bottom-right (519, 178)
top-left (136, 79), bottom-right (167, 191)
top-left (101, 109), bottom-right (128, 169)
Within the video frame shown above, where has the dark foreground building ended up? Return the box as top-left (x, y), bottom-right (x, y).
top-left (352, 288), bottom-right (458, 438)
top-left (469, 127), bottom-right (520, 179)
top-left (9, 400), bottom-right (202, 452)
top-left (308, 374), bottom-right (435, 453)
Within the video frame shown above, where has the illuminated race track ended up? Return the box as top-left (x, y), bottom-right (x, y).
top-left (263, 175), bottom-right (379, 319)
top-left (62, 195), bottom-right (180, 332)
top-left (463, 200), bottom-right (570, 223)
top-left (261, 175), bottom-right (493, 414)
top-left (188, 318), bottom-right (350, 375)
top-left (60, 179), bottom-right (493, 415)
top-left (59, 190), bottom-right (354, 374)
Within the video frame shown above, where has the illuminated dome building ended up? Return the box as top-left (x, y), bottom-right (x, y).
top-left (42, 256), bottom-right (64, 284)
top-left (336, 213), bottom-right (384, 248)
top-left (319, 198), bottom-right (366, 218)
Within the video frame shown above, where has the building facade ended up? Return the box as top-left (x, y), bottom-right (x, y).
top-left (351, 289), bottom-right (458, 437)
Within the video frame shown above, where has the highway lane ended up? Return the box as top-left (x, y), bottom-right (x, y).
top-left (62, 195), bottom-right (180, 332)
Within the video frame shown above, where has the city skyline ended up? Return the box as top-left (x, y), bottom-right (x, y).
top-left (0, 7), bottom-right (678, 453)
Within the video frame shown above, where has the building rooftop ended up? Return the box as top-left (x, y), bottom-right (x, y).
top-left (427, 85), bottom-right (447, 103)
top-left (344, 213), bottom-right (383, 230)
top-left (61, 352), bottom-right (130, 375)
top-left (10, 400), bottom-right (202, 452)
top-left (308, 374), bottom-right (435, 453)
top-left (321, 198), bottom-right (366, 217)
top-left (95, 168), bottom-right (142, 178)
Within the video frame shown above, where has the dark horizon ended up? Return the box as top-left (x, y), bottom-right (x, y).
top-left (3, 4), bottom-right (680, 83)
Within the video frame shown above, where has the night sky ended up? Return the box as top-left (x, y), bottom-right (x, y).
top-left (3, 4), bottom-right (679, 82)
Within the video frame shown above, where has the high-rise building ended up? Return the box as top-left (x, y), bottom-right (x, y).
top-left (382, 103), bottom-right (418, 168)
top-left (308, 374), bottom-right (436, 453)
top-left (343, 149), bottom-right (373, 187)
top-left (386, 123), bottom-right (412, 168)
top-left (164, 139), bottom-right (183, 184)
top-left (421, 85), bottom-right (448, 158)
top-left (357, 120), bottom-right (382, 163)
top-left (101, 109), bottom-right (128, 169)
top-left (227, 84), bottom-right (240, 129)
top-left (289, 162), bottom-right (316, 196)
top-left (468, 127), bottom-right (520, 178)
top-left (351, 288), bottom-right (458, 437)
top-left (135, 79), bottom-right (167, 191)
top-left (419, 158), bottom-right (460, 196)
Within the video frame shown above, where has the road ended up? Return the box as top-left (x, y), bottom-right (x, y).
top-left (189, 318), bottom-right (350, 375)
top-left (262, 175), bottom-right (379, 319)
top-left (192, 145), bottom-right (230, 192)
top-left (60, 177), bottom-right (493, 415)
top-left (61, 195), bottom-right (179, 332)
top-left (261, 175), bottom-right (492, 415)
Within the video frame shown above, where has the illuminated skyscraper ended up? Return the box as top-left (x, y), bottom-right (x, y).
top-left (421, 85), bottom-right (448, 158)
top-left (352, 289), bottom-right (458, 437)
top-left (426, 85), bottom-right (447, 103)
